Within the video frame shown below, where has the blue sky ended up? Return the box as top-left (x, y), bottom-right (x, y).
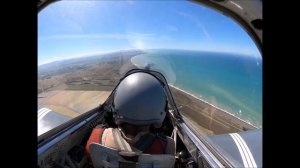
top-left (38, 0), bottom-right (261, 65)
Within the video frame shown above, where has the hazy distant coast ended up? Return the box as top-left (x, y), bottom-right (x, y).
top-left (38, 49), bottom-right (144, 94)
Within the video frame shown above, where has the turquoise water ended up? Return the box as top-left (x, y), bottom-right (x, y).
top-left (131, 49), bottom-right (262, 127)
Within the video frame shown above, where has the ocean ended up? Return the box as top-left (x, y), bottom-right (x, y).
top-left (131, 49), bottom-right (262, 127)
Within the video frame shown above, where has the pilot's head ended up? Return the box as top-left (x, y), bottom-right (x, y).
top-left (112, 72), bottom-right (167, 140)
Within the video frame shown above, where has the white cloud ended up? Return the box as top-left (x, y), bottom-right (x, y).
top-left (38, 32), bottom-right (175, 65)
top-left (39, 32), bottom-right (157, 41)
top-left (127, 32), bottom-right (155, 40)
top-left (133, 40), bottom-right (144, 49)
top-left (195, 22), bottom-right (212, 41)
top-left (177, 11), bottom-right (212, 41)
top-left (127, 0), bottom-right (135, 5)
top-left (39, 32), bottom-right (172, 50)
top-left (38, 48), bottom-right (134, 66)
top-left (54, 1), bottom-right (97, 32)
top-left (126, 32), bottom-right (154, 49)
top-left (40, 33), bottom-right (129, 40)
top-left (167, 25), bottom-right (178, 32)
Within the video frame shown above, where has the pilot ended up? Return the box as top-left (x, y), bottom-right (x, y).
top-left (85, 72), bottom-right (175, 159)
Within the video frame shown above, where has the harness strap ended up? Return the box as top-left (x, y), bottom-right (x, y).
top-left (112, 128), bottom-right (132, 152)
top-left (85, 127), bottom-right (105, 160)
top-left (112, 130), bottom-right (167, 154)
top-left (86, 127), bottom-right (169, 162)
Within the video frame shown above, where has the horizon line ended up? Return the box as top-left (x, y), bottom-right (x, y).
top-left (38, 48), bottom-right (262, 66)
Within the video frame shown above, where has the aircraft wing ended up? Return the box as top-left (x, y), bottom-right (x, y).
top-left (208, 129), bottom-right (262, 167)
top-left (38, 106), bottom-right (72, 136)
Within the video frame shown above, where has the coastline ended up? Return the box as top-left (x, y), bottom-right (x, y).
top-left (168, 84), bottom-right (257, 135)
top-left (169, 84), bottom-right (257, 127)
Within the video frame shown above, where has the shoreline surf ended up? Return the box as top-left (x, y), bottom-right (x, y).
top-left (168, 84), bottom-right (258, 129)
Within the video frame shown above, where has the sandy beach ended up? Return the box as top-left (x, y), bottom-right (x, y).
top-left (169, 85), bottom-right (256, 135)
